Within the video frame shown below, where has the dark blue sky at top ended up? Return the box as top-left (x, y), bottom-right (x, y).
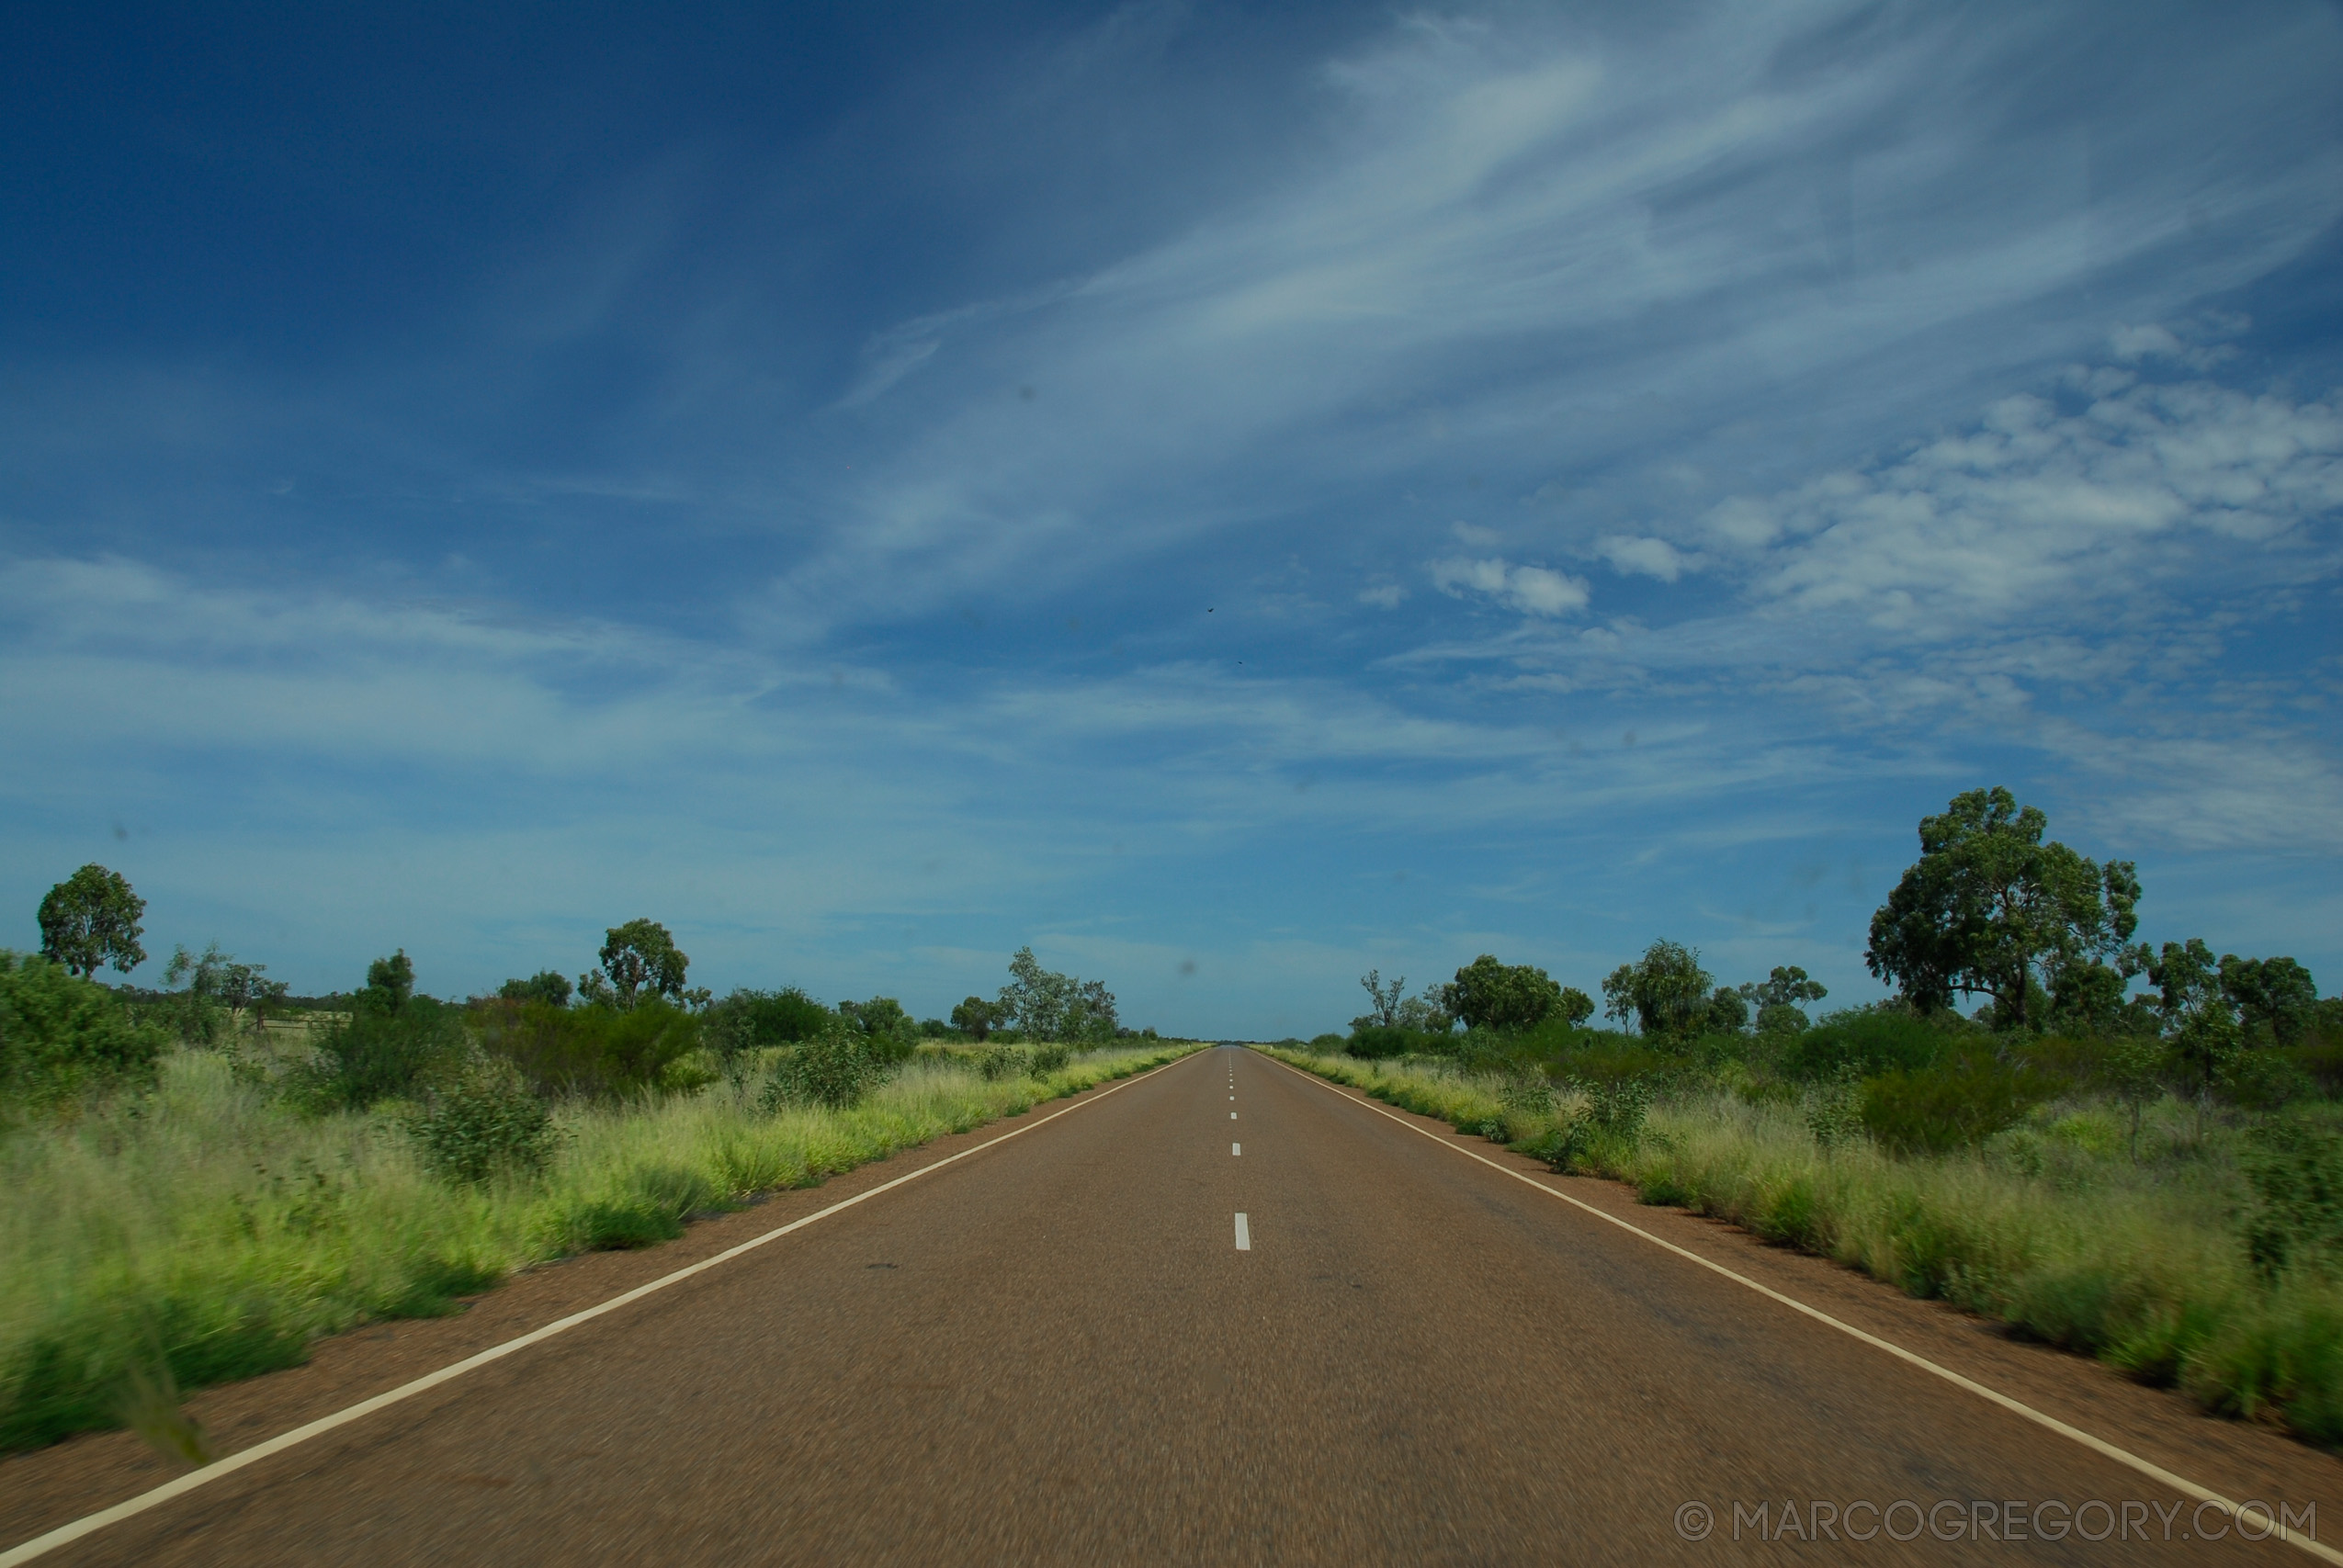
top-left (3, 1), bottom-right (2339, 1033)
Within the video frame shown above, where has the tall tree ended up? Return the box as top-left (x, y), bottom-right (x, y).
top-left (1602, 940), bottom-right (1712, 1039)
top-left (1865, 786), bottom-right (2142, 1031)
top-left (36, 864), bottom-right (147, 979)
top-left (1440, 955), bottom-right (1565, 1032)
top-left (1358, 970), bottom-right (1406, 1029)
top-left (2149, 938), bottom-right (2239, 1096)
top-left (589, 919), bottom-right (689, 1010)
top-left (997, 947), bottom-right (1118, 1043)
top-left (2220, 955), bottom-right (2319, 1045)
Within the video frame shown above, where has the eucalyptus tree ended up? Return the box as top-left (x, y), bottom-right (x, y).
top-left (36, 863), bottom-right (147, 979)
top-left (1866, 786), bottom-right (2141, 1031)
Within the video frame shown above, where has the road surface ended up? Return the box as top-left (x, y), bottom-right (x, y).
top-left (6, 1044), bottom-right (2338, 1563)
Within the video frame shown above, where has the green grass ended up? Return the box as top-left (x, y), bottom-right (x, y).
top-left (1259, 1046), bottom-right (2343, 1450)
top-left (0, 1040), bottom-right (1200, 1451)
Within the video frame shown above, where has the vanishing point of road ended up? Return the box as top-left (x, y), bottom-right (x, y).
top-left (6, 1045), bottom-right (2339, 1564)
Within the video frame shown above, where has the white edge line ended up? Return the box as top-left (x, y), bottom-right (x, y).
top-left (1257, 1051), bottom-right (2339, 1565)
top-left (0, 1048), bottom-right (1208, 1568)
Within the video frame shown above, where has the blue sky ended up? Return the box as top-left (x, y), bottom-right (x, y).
top-left (4, 1), bottom-right (2339, 1036)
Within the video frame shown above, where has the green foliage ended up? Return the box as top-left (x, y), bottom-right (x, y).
top-left (2241, 1120), bottom-right (2343, 1280)
top-left (2223, 954), bottom-right (2320, 1046)
top-left (707, 987), bottom-right (831, 1051)
top-left (0, 952), bottom-right (167, 1110)
top-left (1865, 785), bottom-right (2143, 1031)
top-left (974, 1043), bottom-right (1025, 1080)
top-left (1440, 954), bottom-right (1565, 1032)
top-left (471, 998), bottom-right (705, 1100)
top-left (36, 864), bottom-right (148, 980)
top-left (358, 950), bottom-right (415, 1013)
top-left (1556, 986), bottom-right (1595, 1027)
top-left (2151, 937), bottom-right (2243, 1097)
top-left (497, 970), bottom-right (573, 1007)
top-left (997, 947), bottom-right (1118, 1043)
top-left (1780, 1006), bottom-right (1954, 1081)
top-left (1860, 1051), bottom-right (2056, 1155)
top-left (1602, 940), bottom-right (1713, 1041)
top-left (950, 995), bottom-right (1002, 1039)
top-left (1356, 968), bottom-right (1407, 1028)
top-left (838, 995), bottom-right (917, 1062)
top-left (1345, 1023), bottom-right (1451, 1059)
top-left (405, 1061), bottom-right (557, 1184)
top-left (585, 919), bottom-right (690, 1010)
top-left (1704, 986), bottom-right (1749, 1034)
top-left (761, 1022), bottom-right (895, 1110)
top-left (300, 996), bottom-right (467, 1111)
top-left (1026, 1041), bottom-right (1072, 1075)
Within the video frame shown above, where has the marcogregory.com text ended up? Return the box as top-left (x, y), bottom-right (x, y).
top-left (1673, 1497), bottom-right (2315, 1545)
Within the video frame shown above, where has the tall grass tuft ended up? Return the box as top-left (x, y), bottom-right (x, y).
top-left (0, 1041), bottom-right (1198, 1451)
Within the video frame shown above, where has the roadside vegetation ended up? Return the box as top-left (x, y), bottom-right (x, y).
top-left (1, 884), bottom-right (1187, 1453)
top-left (1274, 785), bottom-right (2343, 1450)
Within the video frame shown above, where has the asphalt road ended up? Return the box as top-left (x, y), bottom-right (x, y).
top-left (11, 1044), bottom-right (2342, 1564)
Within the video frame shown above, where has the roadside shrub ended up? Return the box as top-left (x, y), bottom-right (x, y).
top-left (1546, 1042), bottom-right (1683, 1089)
top-left (1346, 1024), bottom-right (1450, 1059)
top-left (1783, 1008), bottom-right (1956, 1081)
top-left (1860, 1052), bottom-right (2054, 1155)
top-left (1804, 1066), bottom-right (1866, 1147)
top-left (1529, 1077), bottom-right (1654, 1171)
top-left (471, 998), bottom-right (707, 1100)
top-left (2242, 1120), bottom-right (2343, 1280)
top-left (406, 1061), bottom-right (558, 1184)
top-left (975, 1043), bottom-right (1026, 1081)
top-left (706, 987), bottom-right (832, 1049)
top-left (1308, 1032), bottom-right (1346, 1052)
top-left (298, 998), bottom-right (467, 1111)
top-left (0, 952), bottom-right (166, 1111)
top-left (761, 1024), bottom-right (893, 1110)
top-left (1026, 1042), bottom-right (1073, 1076)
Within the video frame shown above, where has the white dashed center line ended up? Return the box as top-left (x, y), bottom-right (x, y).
top-left (1234, 1213), bottom-right (1251, 1250)
top-left (1232, 1143), bottom-right (1240, 1156)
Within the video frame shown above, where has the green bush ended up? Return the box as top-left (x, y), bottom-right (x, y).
top-left (2242, 1120), bottom-right (2343, 1280)
top-left (1346, 1024), bottom-right (1451, 1059)
top-left (0, 952), bottom-right (165, 1110)
top-left (761, 1024), bottom-right (894, 1110)
top-left (1860, 1052), bottom-right (2055, 1155)
top-left (471, 998), bottom-right (707, 1100)
top-left (1026, 1042), bottom-right (1072, 1075)
top-left (405, 1061), bottom-right (558, 1184)
top-left (1783, 1007), bottom-right (1957, 1081)
top-left (974, 1043), bottom-right (1025, 1081)
top-left (297, 998), bottom-right (468, 1111)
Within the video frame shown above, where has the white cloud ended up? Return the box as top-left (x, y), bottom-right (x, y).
top-left (1357, 582), bottom-right (1405, 608)
top-left (769, 3), bottom-right (2343, 628)
top-left (1450, 520), bottom-right (1501, 546)
top-left (1428, 556), bottom-right (1590, 616)
top-left (1715, 378), bottom-right (2343, 633)
top-left (1594, 535), bottom-right (1695, 582)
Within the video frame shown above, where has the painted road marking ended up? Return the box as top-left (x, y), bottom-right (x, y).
top-left (1230, 1111), bottom-right (1238, 1119)
top-left (1234, 1213), bottom-right (1251, 1250)
top-left (1258, 1052), bottom-right (2341, 1567)
top-left (1232, 1143), bottom-right (1241, 1156)
top-left (0, 1050), bottom-right (1214, 1568)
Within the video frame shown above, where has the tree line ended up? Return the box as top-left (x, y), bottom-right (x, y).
top-left (1332, 784), bottom-right (2331, 1108)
